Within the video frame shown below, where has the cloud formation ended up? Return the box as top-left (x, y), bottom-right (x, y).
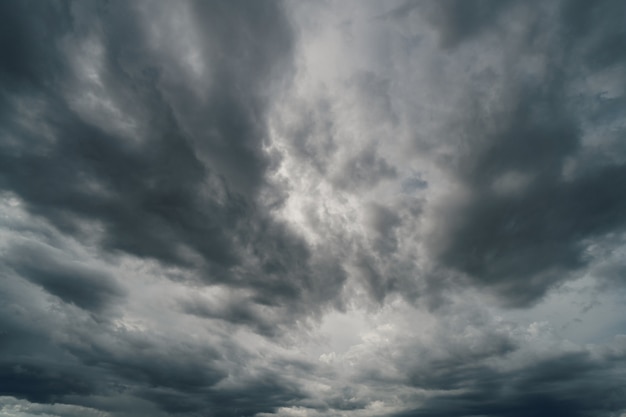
top-left (1, 1), bottom-right (626, 416)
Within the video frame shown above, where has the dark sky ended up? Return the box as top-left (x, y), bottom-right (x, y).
top-left (1, 1), bottom-right (626, 416)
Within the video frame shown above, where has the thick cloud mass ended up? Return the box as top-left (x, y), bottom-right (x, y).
top-left (1, 1), bottom-right (626, 417)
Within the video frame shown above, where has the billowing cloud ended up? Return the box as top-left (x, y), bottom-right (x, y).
top-left (1, 1), bottom-right (626, 416)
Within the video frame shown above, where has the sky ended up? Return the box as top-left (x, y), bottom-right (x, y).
top-left (1, 1), bottom-right (626, 416)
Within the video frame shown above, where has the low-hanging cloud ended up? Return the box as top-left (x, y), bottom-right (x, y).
top-left (1, 1), bottom-right (626, 417)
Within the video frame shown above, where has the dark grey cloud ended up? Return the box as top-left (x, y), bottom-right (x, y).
top-left (394, 349), bottom-right (626, 417)
top-left (422, 0), bottom-right (513, 49)
top-left (365, 202), bottom-right (401, 256)
top-left (180, 292), bottom-right (282, 337)
top-left (6, 240), bottom-right (125, 312)
top-left (2, 1), bottom-right (626, 417)
top-left (0, 0), bottom-right (332, 415)
top-left (337, 306), bottom-right (626, 417)
top-left (0, 1), bottom-right (72, 87)
top-left (0, 361), bottom-right (95, 404)
top-left (422, 0), bottom-right (626, 307)
top-left (0, 262), bottom-right (311, 416)
top-left (0, 288), bottom-right (108, 407)
top-left (0, 0), bottom-right (345, 317)
top-left (379, 0), bottom-right (512, 49)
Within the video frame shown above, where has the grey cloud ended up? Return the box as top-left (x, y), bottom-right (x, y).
top-left (0, 2), bottom-right (238, 268)
top-left (0, 296), bottom-right (106, 405)
top-left (387, 0), bottom-right (513, 49)
top-left (394, 349), bottom-right (626, 417)
top-left (401, 173), bottom-right (428, 193)
top-left (203, 377), bottom-right (307, 417)
top-left (0, 0), bottom-right (348, 324)
top-left (399, 327), bottom-right (518, 392)
top-left (280, 97), bottom-right (338, 176)
top-left (423, 0), bottom-right (626, 306)
top-left (332, 145), bottom-right (397, 190)
top-left (426, 0), bottom-right (512, 48)
top-left (0, 0), bottom-right (325, 414)
top-left (354, 251), bottom-right (389, 303)
top-left (351, 308), bottom-right (626, 417)
top-left (180, 292), bottom-right (283, 337)
top-left (0, 397), bottom-right (107, 417)
top-left (6, 240), bottom-right (125, 312)
top-left (0, 361), bottom-right (95, 404)
top-left (561, 0), bottom-right (626, 69)
top-left (365, 202), bottom-right (401, 256)
top-left (2, 1), bottom-right (626, 416)
top-left (433, 87), bottom-right (584, 305)
top-left (134, 357), bottom-right (311, 417)
top-left (0, 274), bottom-right (307, 417)
top-left (0, 1), bottom-right (72, 87)
top-left (278, 95), bottom-right (397, 192)
top-left (349, 71), bottom-right (398, 128)
top-left (159, 0), bottom-right (296, 196)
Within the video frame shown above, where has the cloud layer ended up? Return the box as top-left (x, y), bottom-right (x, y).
top-left (1, 1), bottom-right (626, 416)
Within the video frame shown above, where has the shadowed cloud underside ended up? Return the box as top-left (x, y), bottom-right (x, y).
top-left (1, 1), bottom-right (626, 417)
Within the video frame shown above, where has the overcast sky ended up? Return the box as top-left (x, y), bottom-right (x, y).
top-left (1, 1), bottom-right (626, 416)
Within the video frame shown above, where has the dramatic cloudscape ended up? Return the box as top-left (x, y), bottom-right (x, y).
top-left (1, 1), bottom-right (626, 416)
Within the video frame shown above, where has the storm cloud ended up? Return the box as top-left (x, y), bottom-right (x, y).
top-left (1, 1), bottom-right (626, 416)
